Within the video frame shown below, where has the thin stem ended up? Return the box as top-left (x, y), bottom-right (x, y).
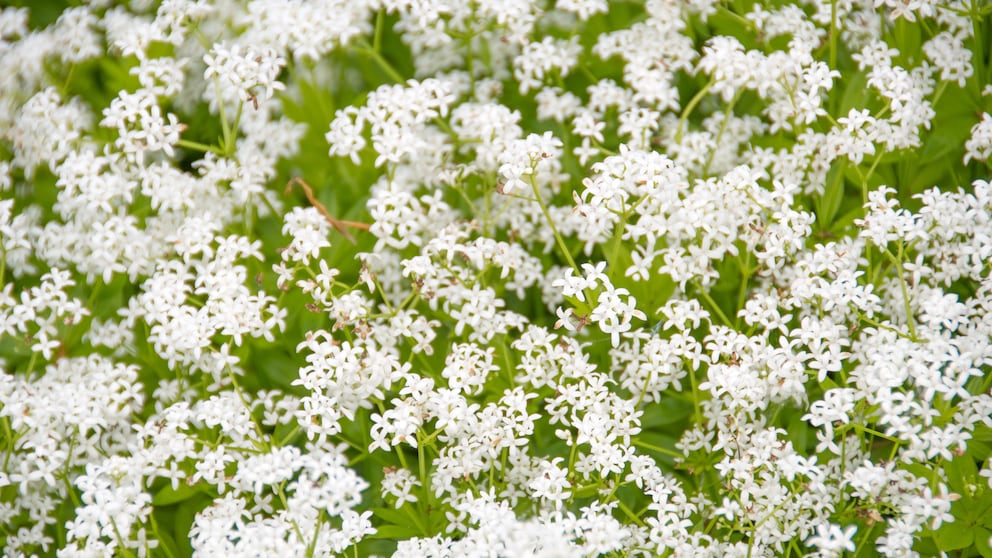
top-left (890, 241), bottom-right (918, 340)
top-left (356, 41), bottom-right (405, 83)
top-left (214, 80), bottom-right (232, 153)
top-left (373, 9), bottom-right (385, 53)
top-left (149, 513), bottom-right (177, 558)
top-left (528, 173), bottom-right (580, 275)
top-left (829, 0), bottom-right (838, 70)
top-left (701, 88), bottom-right (743, 176)
top-left (691, 280), bottom-right (732, 327)
top-left (227, 101), bottom-right (244, 157)
top-left (417, 431), bottom-right (431, 531)
top-left (735, 250), bottom-right (752, 329)
top-left (177, 139), bottom-right (225, 156)
top-left (632, 439), bottom-right (682, 458)
top-left (972, 0), bottom-right (986, 86)
top-left (688, 361), bottom-right (704, 426)
top-left (676, 79), bottom-right (714, 143)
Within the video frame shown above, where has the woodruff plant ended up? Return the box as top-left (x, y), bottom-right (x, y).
top-left (1, 0), bottom-right (991, 556)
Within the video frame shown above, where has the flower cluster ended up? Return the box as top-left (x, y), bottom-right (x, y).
top-left (1, 0), bottom-right (991, 557)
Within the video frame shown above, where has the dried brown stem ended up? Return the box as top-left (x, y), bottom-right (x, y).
top-left (285, 177), bottom-right (370, 244)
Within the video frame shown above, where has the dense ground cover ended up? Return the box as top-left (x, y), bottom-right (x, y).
top-left (2, 0), bottom-right (992, 556)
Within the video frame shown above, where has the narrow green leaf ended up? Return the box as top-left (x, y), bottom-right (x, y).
top-left (817, 159), bottom-right (846, 229)
top-left (839, 72), bottom-right (870, 115)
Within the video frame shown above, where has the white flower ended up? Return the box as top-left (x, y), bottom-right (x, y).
top-left (556, 0), bottom-right (608, 20)
top-left (101, 88), bottom-right (183, 166)
top-left (528, 457), bottom-right (571, 505)
top-left (513, 37), bottom-right (581, 94)
top-left (964, 113), bottom-right (992, 164)
top-left (381, 468), bottom-right (421, 508)
top-left (591, 285), bottom-right (646, 347)
top-left (203, 41), bottom-right (286, 109)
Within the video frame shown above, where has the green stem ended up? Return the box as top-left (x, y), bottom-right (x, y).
top-left (177, 139), bottom-right (225, 157)
top-left (931, 79), bottom-right (949, 106)
top-left (109, 519), bottom-right (139, 558)
top-left (278, 424), bottom-right (302, 446)
top-left (853, 523), bottom-right (874, 557)
top-left (616, 499), bottom-right (646, 527)
top-left (829, 0), bottom-right (838, 70)
top-left (149, 513), bottom-right (177, 558)
top-left (735, 250), bottom-right (752, 329)
top-left (972, 0), bottom-right (986, 87)
top-left (227, 101), bottom-right (244, 157)
top-left (606, 206), bottom-right (630, 282)
top-left (676, 79), bottom-right (714, 143)
top-left (528, 174), bottom-right (580, 275)
top-left (688, 361), bottom-right (704, 426)
top-left (632, 439), bottom-right (682, 458)
top-left (853, 151), bottom-right (884, 206)
top-left (417, 430), bottom-right (431, 530)
top-left (373, 9), bottom-right (385, 53)
top-left (838, 422), bottom-right (902, 444)
top-left (852, 307), bottom-right (919, 341)
top-left (24, 350), bottom-right (38, 377)
top-left (214, 79), bottom-right (232, 153)
top-left (226, 363), bottom-right (270, 451)
top-left (890, 241), bottom-right (918, 340)
top-left (357, 41), bottom-right (405, 83)
top-left (275, 482), bottom-right (307, 544)
top-left (701, 88), bottom-right (743, 176)
top-left (691, 280), bottom-right (732, 327)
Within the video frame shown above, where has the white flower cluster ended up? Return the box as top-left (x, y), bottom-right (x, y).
top-left (203, 42), bottom-right (286, 109)
top-left (1, 0), bottom-right (991, 557)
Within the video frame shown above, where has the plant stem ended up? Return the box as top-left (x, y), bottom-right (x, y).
top-left (176, 139), bottom-right (225, 156)
top-left (528, 174), bottom-right (580, 275)
top-left (676, 79), bottom-right (714, 143)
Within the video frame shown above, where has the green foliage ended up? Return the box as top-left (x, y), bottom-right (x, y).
top-left (2, 0), bottom-right (992, 556)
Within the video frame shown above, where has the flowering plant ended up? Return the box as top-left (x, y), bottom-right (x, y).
top-left (2, 0), bottom-right (992, 556)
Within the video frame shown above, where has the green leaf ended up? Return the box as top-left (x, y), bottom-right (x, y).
top-left (371, 506), bottom-right (425, 539)
top-left (892, 17), bottom-right (922, 66)
top-left (785, 408), bottom-right (814, 453)
top-left (635, 430), bottom-right (681, 469)
top-left (371, 506), bottom-right (409, 524)
top-left (934, 520), bottom-right (974, 551)
top-left (153, 480), bottom-right (208, 507)
top-left (371, 523), bottom-right (422, 540)
top-left (974, 426), bottom-right (992, 443)
top-left (817, 159), bottom-right (846, 229)
top-left (707, 8), bottom-right (758, 48)
top-left (573, 483), bottom-right (601, 499)
top-left (970, 441), bottom-right (992, 463)
top-left (971, 493), bottom-right (992, 528)
top-left (945, 454), bottom-right (978, 494)
top-left (838, 72), bottom-right (870, 115)
top-left (173, 493), bottom-right (213, 558)
top-left (563, 294), bottom-right (593, 318)
top-left (982, 494), bottom-right (992, 529)
top-left (976, 527), bottom-right (992, 558)
top-left (641, 398), bottom-right (693, 428)
top-left (917, 113), bottom-right (975, 165)
top-left (608, 240), bottom-right (675, 320)
top-left (830, 205), bottom-right (865, 236)
top-left (152, 511), bottom-right (183, 558)
top-left (906, 158), bottom-right (952, 196)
